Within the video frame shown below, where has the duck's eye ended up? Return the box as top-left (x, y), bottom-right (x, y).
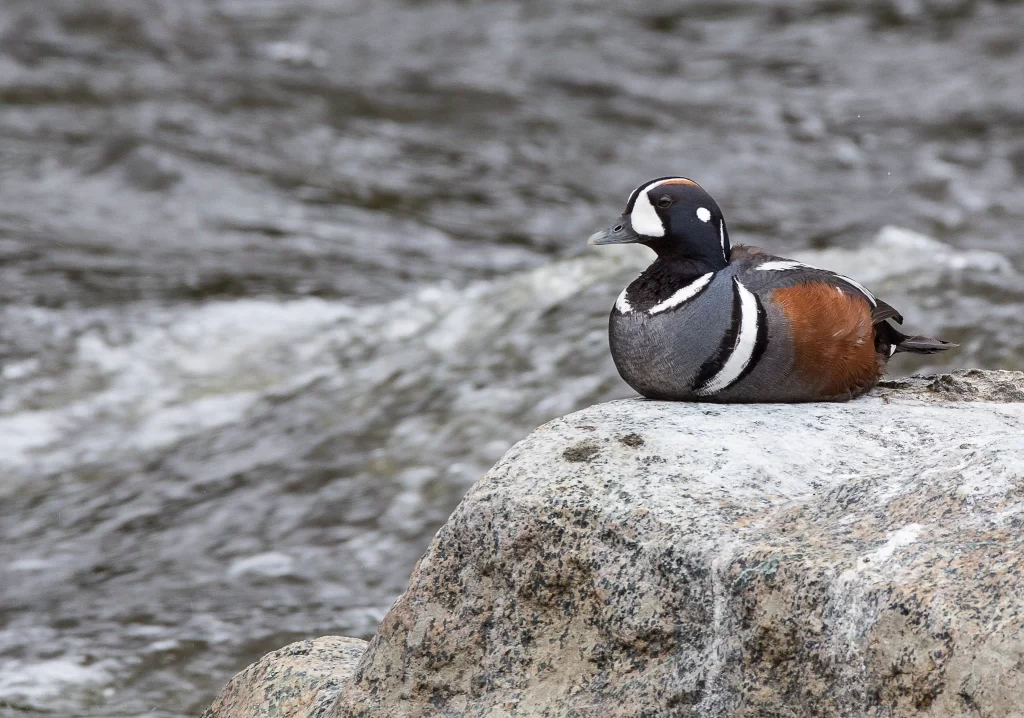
top-left (656, 196), bottom-right (673, 209)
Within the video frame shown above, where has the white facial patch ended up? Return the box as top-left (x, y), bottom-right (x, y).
top-left (629, 188), bottom-right (666, 237)
top-left (627, 177), bottom-right (702, 238)
top-left (696, 207), bottom-right (711, 222)
top-left (627, 177), bottom-right (693, 237)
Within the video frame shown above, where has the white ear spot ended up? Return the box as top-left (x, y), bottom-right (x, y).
top-left (696, 207), bottom-right (711, 222)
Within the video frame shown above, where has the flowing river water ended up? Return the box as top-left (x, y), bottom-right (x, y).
top-left (0, 0), bottom-right (1023, 714)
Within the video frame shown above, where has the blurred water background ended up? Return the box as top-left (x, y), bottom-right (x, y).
top-left (0, 0), bottom-right (1022, 715)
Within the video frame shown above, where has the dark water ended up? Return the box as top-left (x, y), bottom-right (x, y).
top-left (0, 0), bottom-right (1022, 714)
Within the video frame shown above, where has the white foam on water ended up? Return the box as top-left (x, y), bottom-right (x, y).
top-left (792, 225), bottom-right (1015, 285)
top-left (0, 299), bottom-right (354, 482)
top-left (227, 551), bottom-right (296, 580)
top-left (7, 557), bottom-right (54, 572)
top-left (0, 411), bottom-right (62, 463)
top-left (0, 657), bottom-right (115, 704)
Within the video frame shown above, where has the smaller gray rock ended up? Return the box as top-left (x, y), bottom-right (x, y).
top-left (203, 636), bottom-right (367, 718)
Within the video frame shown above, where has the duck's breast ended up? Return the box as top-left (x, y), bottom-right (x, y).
top-left (608, 270), bottom-right (736, 400)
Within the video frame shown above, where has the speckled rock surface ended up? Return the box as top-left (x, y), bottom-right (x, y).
top-left (203, 636), bottom-right (366, 718)
top-left (329, 370), bottom-right (1024, 718)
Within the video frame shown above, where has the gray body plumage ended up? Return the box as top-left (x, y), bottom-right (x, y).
top-left (609, 248), bottom-right (879, 403)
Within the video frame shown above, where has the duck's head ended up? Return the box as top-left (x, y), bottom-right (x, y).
top-left (588, 177), bottom-right (731, 269)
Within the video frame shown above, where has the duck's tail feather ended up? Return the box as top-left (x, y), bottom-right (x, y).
top-left (893, 334), bottom-right (958, 354)
top-left (875, 321), bottom-right (957, 355)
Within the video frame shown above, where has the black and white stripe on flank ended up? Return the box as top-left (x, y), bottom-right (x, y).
top-left (693, 278), bottom-right (768, 396)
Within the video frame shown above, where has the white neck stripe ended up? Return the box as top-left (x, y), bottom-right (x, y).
top-left (615, 287), bottom-right (633, 314)
top-left (648, 273), bottom-right (714, 315)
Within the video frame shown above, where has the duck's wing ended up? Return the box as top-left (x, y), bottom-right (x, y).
top-left (730, 246), bottom-right (903, 325)
top-left (731, 246), bottom-right (955, 355)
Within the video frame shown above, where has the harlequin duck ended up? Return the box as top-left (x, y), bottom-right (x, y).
top-left (588, 177), bottom-right (956, 402)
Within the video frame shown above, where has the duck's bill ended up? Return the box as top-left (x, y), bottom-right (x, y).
top-left (587, 220), bottom-right (641, 245)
